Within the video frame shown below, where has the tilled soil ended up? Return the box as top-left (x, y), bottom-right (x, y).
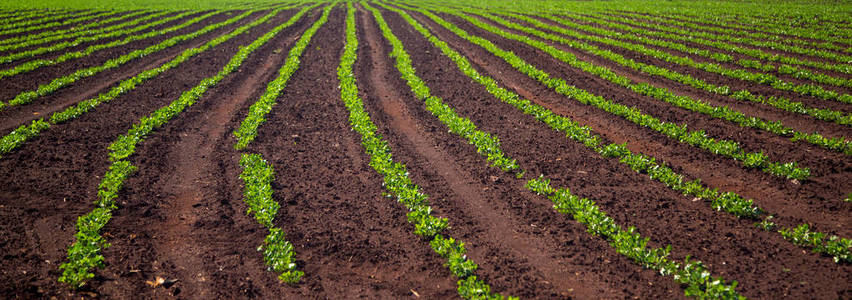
top-left (389, 6), bottom-right (851, 299)
top-left (427, 11), bottom-right (851, 237)
top-left (1, 4), bottom-right (850, 300)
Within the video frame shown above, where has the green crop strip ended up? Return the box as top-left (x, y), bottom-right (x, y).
top-left (414, 6), bottom-right (813, 180)
top-left (0, 9), bottom-right (43, 21)
top-left (475, 13), bottom-right (851, 155)
top-left (556, 14), bottom-right (852, 90)
top-left (397, 2), bottom-right (851, 264)
top-left (424, 3), bottom-right (852, 151)
top-left (595, 13), bottom-right (852, 75)
top-left (0, 9), bottom-right (80, 31)
top-left (0, 10), bottom-right (116, 37)
top-left (534, 14), bottom-right (852, 126)
top-left (0, 11), bottom-right (214, 81)
top-left (376, 3), bottom-right (745, 298)
top-left (0, 10), bottom-right (55, 26)
top-left (58, 6), bottom-right (307, 289)
top-left (614, 12), bottom-right (852, 58)
top-left (238, 154), bottom-right (304, 283)
top-left (590, 12), bottom-right (852, 76)
top-left (487, 13), bottom-right (852, 105)
top-left (612, 12), bottom-right (852, 55)
top-left (658, 11), bottom-right (852, 44)
top-left (0, 10), bottom-right (161, 51)
top-left (361, 3), bottom-right (521, 176)
top-left (0, 11), bottom-right (150, 45)
top-left (0, 10), bottom-right (196, 63)
top-left (527, 177), bottom-right (744, 299)
top-left (346, 3), bottom-right (514, 298)
top-left (232, 4), bottom-right (329, 149)
top-left (231, 2), bottom-right (330, 284)
top-left (0, 10), bottom-right (246, 110)
top-left (0, 9), bottom-right (262, 159)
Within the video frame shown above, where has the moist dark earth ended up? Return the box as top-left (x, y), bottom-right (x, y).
top-left (1, 4), bottom-right (850, 299)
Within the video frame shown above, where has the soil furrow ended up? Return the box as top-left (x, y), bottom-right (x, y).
top-left (0, 8), bottom-right (296, 298)
top-left (610, 12), bottom-right (852, 50)
top-left (0, 11), bottom-right (191, 62)
top-left (508, 14), bottom-right (852, 116)
top-left (605, 13), bottom-right (852, 63)
top-left (240, 6), bottom-right (457, 298)
top-left (529, 14), bottom-right (852, 141)
top-left (0, 10), bottom-right (234, 103)
top-left (402, 8), bottom-right (852, 299)
top-left (0, 11), bottom-right (248, 133)
top-left (570, 14), bottom-right (852, 81)
top-left (371, 6), bottom-right (692, 299)
top-left (538, 15), bottom-right (852, 95)
top-left (427, 11), bottom-right (852, 233)
top-left (465, 13), bottom-right (852, 204)
top-left (0, 11), bottom-right (138, 42)
top-left (92, 9), bottom-right (320, 297)
top-left (364, 6), bottom-right (605, 298)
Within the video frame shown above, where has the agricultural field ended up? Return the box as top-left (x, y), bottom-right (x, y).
top-left (0, 0), bottom-right (849, 298)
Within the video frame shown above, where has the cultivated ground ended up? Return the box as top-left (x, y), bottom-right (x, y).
top-left (0, 1), bottom-right (850, 299)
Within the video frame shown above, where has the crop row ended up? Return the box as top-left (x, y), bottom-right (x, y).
top-left (0, 10), bottom-right (263, 160)
top-left (0, 8), bottom-right (79, 31)
top-left (0, 10), bottom-right (246, 110)
top-left (618, 11), bottom-right (852, 52)
top-left (395, 6), bottom-right (852, 130)
top-left (58, 6), bottom-right (298, 289)
top-left (0, 9), bottom-right (55, 26)
top-left (480, 13), bottom-right (852, 154)
top-left (0, 10), bottom-right (194, 63)
top-left (0, 9), bottom-right (45, 20)
top-left (613, 11), bottom-right (852, 54)
top-left (0, 10), bottom-right (116, 37)
top-left (0, 11), bottom-right (216, 81)
top-left (356, 2), bottom-right (513, 298)
top-left (559, 14), bottom-right (852, 90)
top-left (238, 154), bottom-right (303, 283)
top-left (0, 10), bottom-right (157, 51)
top-left (696, 10), bottom-right (852, 31)
top-left (516, 13), bottom-right (852, 105)
top-left (227, 4), bottom-right (329, 285)
top-left (395, 1), bottom-right (851, 264)
top-left (597, 13), bottom-right (852, 75)
top-left (232, 2), bottom-right (327, 149)
top-left (421, 5), bottom-right (815, 180)
top-left (375, 3), bottom-right (744, 298)
top-left (231, 2), bottom-right (329, 283)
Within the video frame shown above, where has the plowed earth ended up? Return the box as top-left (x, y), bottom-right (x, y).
top-left (1, 4), bottom-right (850, 299)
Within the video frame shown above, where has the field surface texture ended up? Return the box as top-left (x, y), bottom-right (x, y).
top-left (0, 0), bottom-right (850, 299)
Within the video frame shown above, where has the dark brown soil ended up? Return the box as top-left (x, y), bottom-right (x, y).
top-left (565, 14), bottom-right (852, 82)
top-left (0, 10), bottom-right (147, 42)
top-left (512, 15), bottom-right (852, 117)
top-left (0, 7), bottom-right (301, 298)
top-left (400, 7), bottom-right (851, 299)
top-left (527, 13), bottom-right (852, 141)
top-left (0, 10), bottom-right (238, 102)
top-left (608, 11), bottom-right (852, 51)
top-left (0, 4), bottom-right (850, 300)
top-left (0, 11), bottom-right (194, 61)
top-left (430, 11), bottom-right (852, 235)
top-left (0, 10), bottom-right (252, 133)
top-left (535, 14), bottom-right (852, 96)
top-left (600, 12), bottom-right (852, 62)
